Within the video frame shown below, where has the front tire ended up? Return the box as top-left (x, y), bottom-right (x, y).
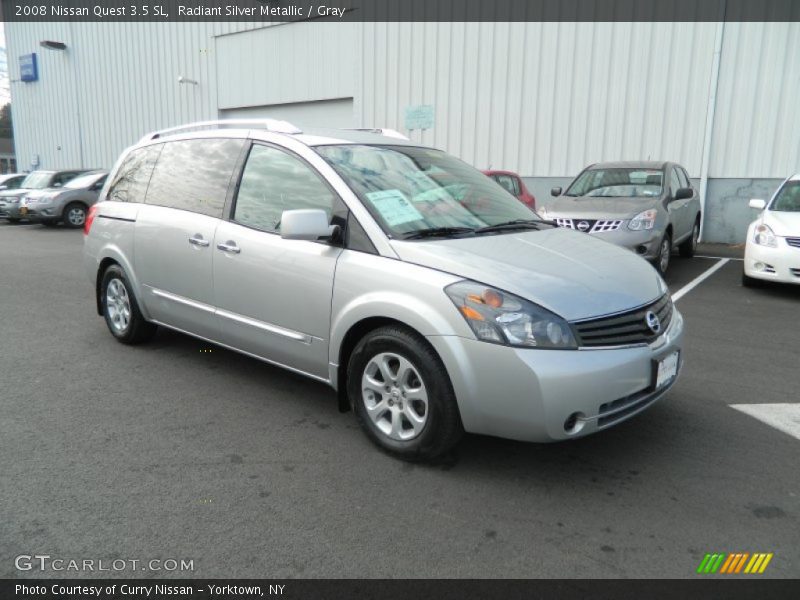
top-left (679, 220), bottom-right (700, 258)
top-left (347, 326), bottom-right (463, 461)
top-left (654, 233), bottom-right (672, 274)
top-left (100, 265), bottom-right (157, 344)
top-left (63, 203), bottom-right (87, 229)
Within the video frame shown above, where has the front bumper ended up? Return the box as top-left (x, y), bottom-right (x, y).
top-left (0, 202), bottom-right (24, 219)
top-left (427, 307), bottom-right (684, 442)
top-left (744, 238), bottom-right (800, 285)
top-left (589, 228), bottom-right (662, 259)
top-left (21, 204), bottom-right (62, 222)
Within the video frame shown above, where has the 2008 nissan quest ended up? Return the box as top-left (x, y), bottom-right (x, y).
top-left (84, 120), bottom-right (684, 460)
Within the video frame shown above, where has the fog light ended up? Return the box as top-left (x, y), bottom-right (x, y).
top-left (636, 245), bottom-right (647, 255)
top-left (563, 412), bottom-right (586, 434)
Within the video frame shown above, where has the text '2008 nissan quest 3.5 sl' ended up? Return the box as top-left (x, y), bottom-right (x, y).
top-left (84, 120), bottom-right (684, 461)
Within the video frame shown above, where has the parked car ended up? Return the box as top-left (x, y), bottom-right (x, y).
top-left (0, 173), bottom-right (26, 191)
top-left (482, 169), bottom-right (536, 209)
top-left (21, 170), bottom-right (108, 228)
top-left (743, 174), bottom-right (800, 287)
top-left (0, 169), bottom-right (88, 223)
top-left (541, 161), bottom-right (701, 274)
top-left (84, 121), bottom-right (683, 461)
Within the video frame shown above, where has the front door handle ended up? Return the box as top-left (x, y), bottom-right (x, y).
top-left (188, 234), bottom-right (210, 247)
top-left (217, 241), bottom-right (241, 254)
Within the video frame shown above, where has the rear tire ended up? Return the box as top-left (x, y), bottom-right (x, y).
top-left (347, 325), bottom-right (463, 462)
top-left (63, 203), bottom-right (87, 229)
top-left (679, 219), bottom-right (700, 258)
top-left (100, 264), bottom-right (157, 344)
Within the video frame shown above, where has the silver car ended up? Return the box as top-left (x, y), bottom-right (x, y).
top-left (22, 170), bottom-right (108, 228)
top-left (84, 121), bottom-right (684, 461)
top-left (542, 162), bottom-right (702, 274)
top-left (0, 169), bottom-right (88, 222)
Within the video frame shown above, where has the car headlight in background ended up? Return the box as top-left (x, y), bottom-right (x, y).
top-left (445, 280), bottom-right (578, 349)
top-left (628, 209), bottom-right (657, 231)
top-left (753, 223), bottom-right (778, 247)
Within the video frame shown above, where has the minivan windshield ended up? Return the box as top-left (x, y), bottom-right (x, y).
top-left (20, 171), bottom-right (54, 190)
top-left (771, 181), bottom-right (800, 212)
top-left (315, 145), bottom-right (538, 238)
top-left (565, 168), bottom-right (663, 198)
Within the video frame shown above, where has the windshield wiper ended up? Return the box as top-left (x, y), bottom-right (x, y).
top-left (401, 226), bottom-right (476, 240)
top-left (474, 219), bottom-right (548, 234)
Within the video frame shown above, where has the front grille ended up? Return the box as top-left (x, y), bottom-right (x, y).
top-left (597, 385), bottom-right (670, 428)
top-left (572, 293), bottom-right (673, 347)
top-left (555, 218), bottom-right (622, 233)
top-left (791, 268), bottom-right (800, 278)
top-left (787, 237), bottom-right (800, 249)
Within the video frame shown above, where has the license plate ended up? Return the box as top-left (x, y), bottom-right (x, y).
top-left (19, 206), bottom-right (28, 215)
top-left (655, 351), bottom-right (679, 390)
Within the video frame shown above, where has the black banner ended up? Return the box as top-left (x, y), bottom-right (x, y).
top-left (2, 0), bottom-right (800, 22)
top-left (3, 579), bottom-right (800, 600)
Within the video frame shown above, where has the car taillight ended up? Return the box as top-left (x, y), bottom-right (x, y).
top-left (84, 205), bottom-right (99, 236)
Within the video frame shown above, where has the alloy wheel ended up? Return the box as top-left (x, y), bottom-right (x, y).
top-left (106, 278), bottom-right (131, 333)
top-left (67, 206), bottom-right (86, 226)
top-left (361, 352), bottom-right (429, 441)
top-left (660, 238), bottom-right (671, 272)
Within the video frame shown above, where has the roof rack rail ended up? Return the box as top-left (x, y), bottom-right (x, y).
top-left (140, 119), bottom-right (302, 143)
top-left (345, 128), bottom-right (410, 141)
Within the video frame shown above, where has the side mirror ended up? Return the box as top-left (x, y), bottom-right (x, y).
top-left (749, 198), bottom-right (766, 210)
top-left (674, 187), bottom-right (693, 200)
top-left (551, 187), bottom-right (562, 197)
top-left (280, 209), bottom-right (338, 241)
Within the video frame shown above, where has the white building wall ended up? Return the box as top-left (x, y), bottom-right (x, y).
top-left (6, 20), bottom-right (799, 181)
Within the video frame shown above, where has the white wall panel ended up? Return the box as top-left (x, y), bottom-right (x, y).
top-left (358, 22), bottom-right (719, 177)
top-left (710, 22), bottom-right (800, 177)
top-left (215, 22), bottom-right (356, 110)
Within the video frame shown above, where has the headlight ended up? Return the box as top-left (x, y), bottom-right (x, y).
top-left (445, 281), bottom-right (577, 349)
top-left (628, 209), bottom-right (657, 231)
top-left (753, 223), bottom-right (778, 247)
top-left (10, 197), bottom-right (21, 204)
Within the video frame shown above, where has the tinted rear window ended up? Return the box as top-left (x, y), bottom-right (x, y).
top-left (107, 145), bottom-right (162, 203)
top-left (146, 138), bottom-right (244, 218)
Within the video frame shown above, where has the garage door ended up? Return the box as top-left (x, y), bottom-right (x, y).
top-left (220, 98), bottom-right (354, 130)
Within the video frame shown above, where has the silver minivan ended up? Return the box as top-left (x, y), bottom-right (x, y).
top-left (84, 120), bottom-right (684, 460)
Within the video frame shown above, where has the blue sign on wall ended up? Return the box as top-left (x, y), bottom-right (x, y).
top-left (20, 53), bottom-right (39, 82)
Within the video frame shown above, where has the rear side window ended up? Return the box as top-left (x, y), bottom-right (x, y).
top-left (669, 168), bottom-right (681, 195)
top-left (677, 167), bottom-right (691, 189)
top-left (146, 138), bottom-right (244, 218)
top-left (107, 145), bottom-right (162, 203)
top-left (492, 174), bottom-right (520, 196)
top-left (232, 144), bottom-right (337, 233)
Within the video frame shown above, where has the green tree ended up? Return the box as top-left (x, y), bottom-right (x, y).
top-left (0, 104), bottom-right (13, 139)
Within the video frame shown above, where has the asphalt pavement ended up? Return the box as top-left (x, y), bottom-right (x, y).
top-left (1, 222), bottom-right (798, 579)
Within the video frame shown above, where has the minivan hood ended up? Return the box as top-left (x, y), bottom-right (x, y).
top-left (548, 195), bottom-right (661, 219)
top-left (763, 210), bottom-right (800, 236)
top-left (390, 228), bottom-right (663, 321)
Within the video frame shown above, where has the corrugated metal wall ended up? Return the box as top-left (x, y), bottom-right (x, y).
top-left (359, 22), bottom-right (720, 176)
top-left (6, 21), bottom-right (800, 178)
top-left (710, 21), bottom-right (800, 177)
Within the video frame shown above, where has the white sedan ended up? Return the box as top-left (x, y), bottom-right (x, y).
top-left (743, 174), bottom-right (800, 286)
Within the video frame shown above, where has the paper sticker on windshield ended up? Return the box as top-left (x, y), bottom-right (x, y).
top-left (365, 190), bottom-right (422, 226)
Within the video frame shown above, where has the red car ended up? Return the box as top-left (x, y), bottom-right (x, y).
top-left (483, 169), bottom-right (536, 209)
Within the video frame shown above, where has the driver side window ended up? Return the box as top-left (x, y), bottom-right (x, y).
top-left (233, 144), bottom-right (336, 233)
top-left (669, 168), bottom-right (681, 196)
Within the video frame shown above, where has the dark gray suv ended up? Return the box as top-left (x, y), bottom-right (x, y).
top-left (542, 161), bottom-right (702, 273)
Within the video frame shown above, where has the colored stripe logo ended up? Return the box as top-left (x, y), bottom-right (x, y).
top-left (697, 552), bottom-right (773, 574)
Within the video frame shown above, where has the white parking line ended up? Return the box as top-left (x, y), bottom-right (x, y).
top-left (695, 255), bottom-right (744, 262)
top-left (730, 404), bottom-right (800, 441)
top-left (672, 258), bottom-right (730, 302)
